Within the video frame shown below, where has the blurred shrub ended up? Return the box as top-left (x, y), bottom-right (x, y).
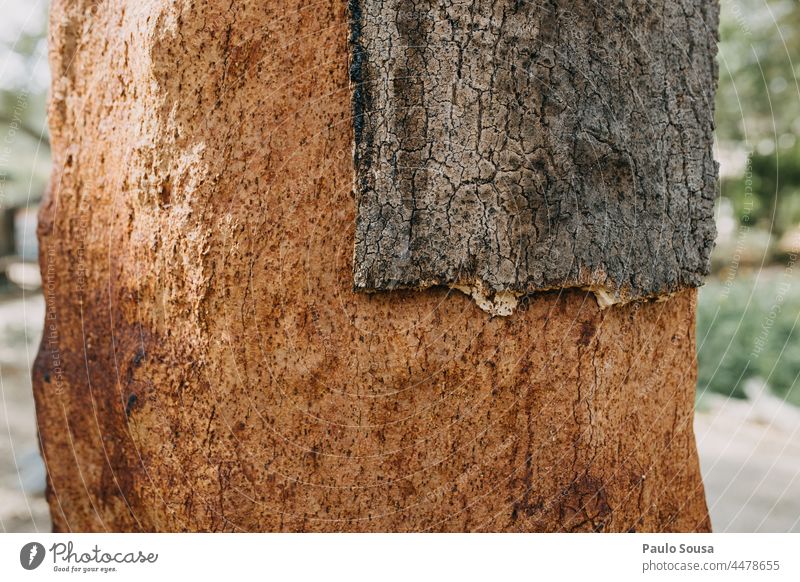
top-left (716, 0), bottom-right (800, 238)
top-left (720, 143), bottom-right (800, 238)
top-left (698, 273), bottom-right (800, 406)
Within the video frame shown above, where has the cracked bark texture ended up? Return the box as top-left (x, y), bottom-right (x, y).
top-left (351, 0), bottom-right (719, 305)
top-left (35, 0), bottom-right (710, 532)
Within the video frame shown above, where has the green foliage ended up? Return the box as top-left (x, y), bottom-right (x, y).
top-left (698, 273), bottom-right (800, 406)
top-left (717, 0), bottom-right (800, 145)
top-left (717, 0), bottom-right (800, 235)
top-left (749, 144), bottom-right (800, 232)
top-left (722, 143), bottom-right (800, 234)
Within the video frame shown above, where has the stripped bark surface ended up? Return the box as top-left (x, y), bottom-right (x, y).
top-left (34, 0), bottom-right (711, 532)
top-left (351, 0), bottom-right (719, 305)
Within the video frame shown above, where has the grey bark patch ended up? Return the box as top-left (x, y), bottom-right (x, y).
top-left (349, 0), bottom-right (719, 306)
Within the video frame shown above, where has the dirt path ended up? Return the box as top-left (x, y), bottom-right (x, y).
top-left (695, 391), bottom-right (800, 532)
top-left (0, 292), bottom-right (49, 532)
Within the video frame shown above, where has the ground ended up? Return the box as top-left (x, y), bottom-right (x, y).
top-left (1, 292), bottom-right (798, 532)
top-left (695, 392), bottom-right (800, 532)
top-left (0, 292), bottom-right (49, 532)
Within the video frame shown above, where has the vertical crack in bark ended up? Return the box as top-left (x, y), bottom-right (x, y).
top-left (349, 0), bottom-right (719, 312)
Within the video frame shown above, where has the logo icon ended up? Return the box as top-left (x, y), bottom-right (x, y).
top-left (20, 542), bottom-right (46, 570)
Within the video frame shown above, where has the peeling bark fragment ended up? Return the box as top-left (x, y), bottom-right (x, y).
top-left (350, 0), bottom-right (719, 306)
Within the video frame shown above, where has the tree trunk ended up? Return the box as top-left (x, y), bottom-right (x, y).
top-left (34, 0), bottom-right (715, 532)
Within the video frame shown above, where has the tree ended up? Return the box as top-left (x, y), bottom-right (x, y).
top-left (34, 0), bottom-right (716, 532)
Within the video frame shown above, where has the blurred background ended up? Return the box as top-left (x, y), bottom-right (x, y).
top-left (0, 0), bottom-right (50, 532)
top-left (1, 0), bottom-right (800, 532)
